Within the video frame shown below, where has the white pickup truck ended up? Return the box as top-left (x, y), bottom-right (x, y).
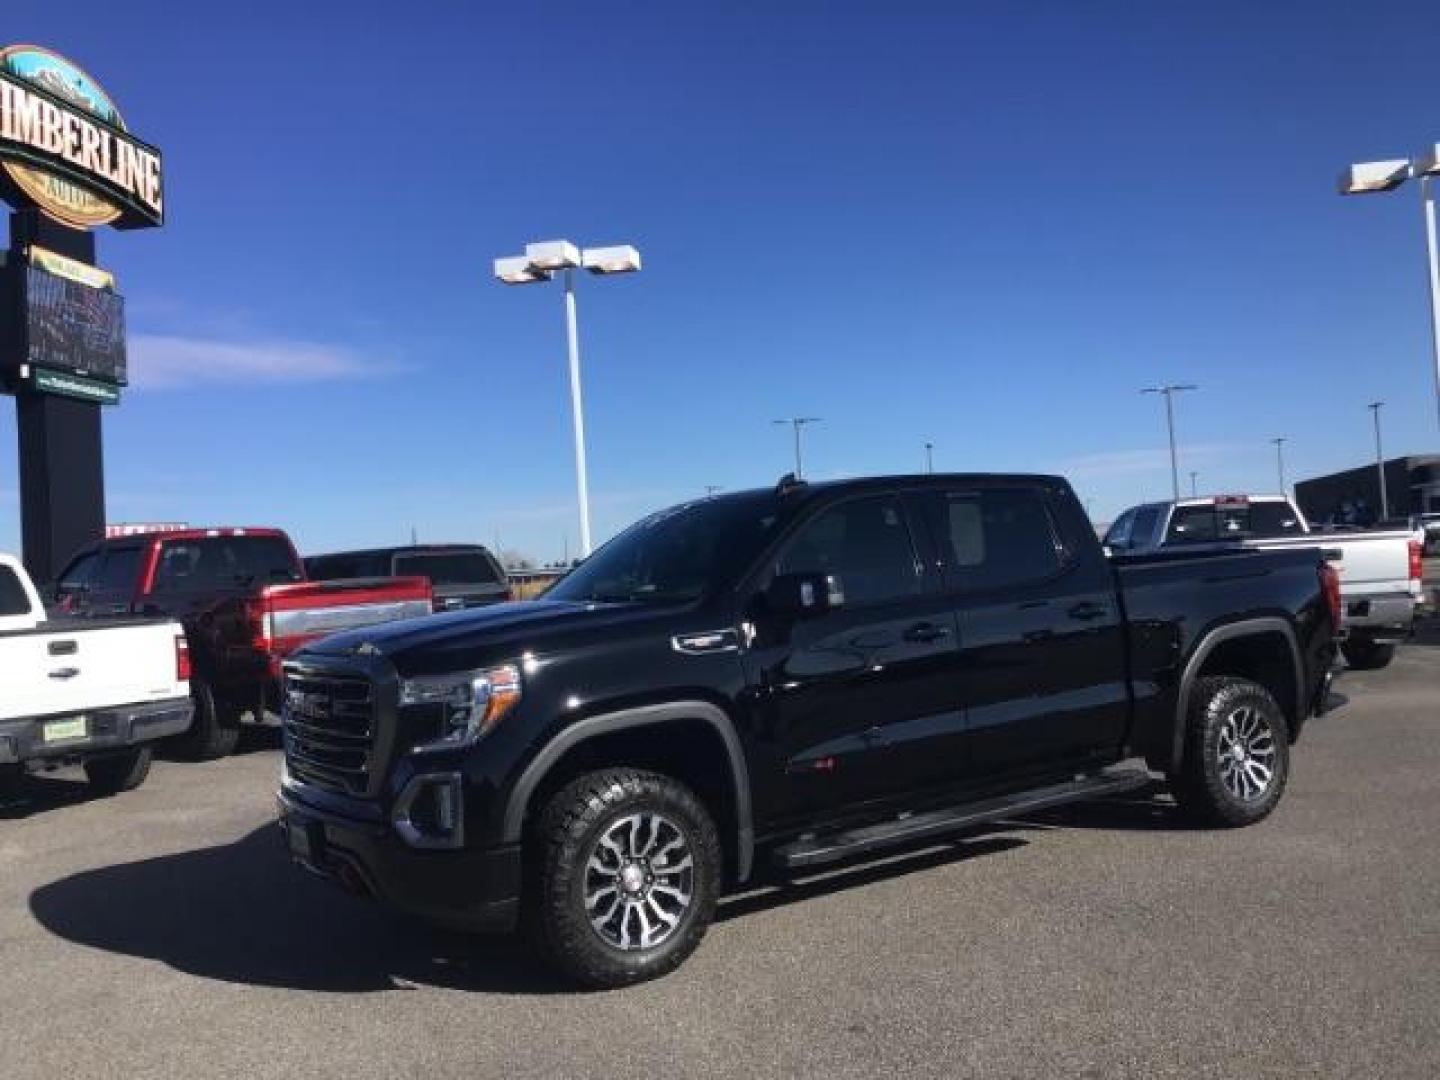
top-left (1105, 495), bottom-right (1424, 670)
top-left (1, 553), bottom-right (193, 794)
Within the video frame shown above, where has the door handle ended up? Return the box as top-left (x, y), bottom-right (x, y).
top-left (903, 621), bottom-right (951, 644)
top-left (1068, 601), bottom-right (1109, 621)
top-left (48, 667), bottom-right (80, 680)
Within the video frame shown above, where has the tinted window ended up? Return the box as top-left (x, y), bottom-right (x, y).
top-left (306, 553), bottom-right (389, 579)
top-left (548, 492), bottom-right (784, 604)
top-left (1247, 502), bottom-right (1303, 538)
top-left (1166, 506), bottom-right (1219, 544)
top-left (394, 552), bottom-right (504, 585)
top-left (60, 552), bottom-right (100, 591)
top-left (774, 497), bottom-right (921, 606)
top-left (1166, 503), bottom-right (1301, 544)
top-left (1131, 506), bottom-right (1162, 547)
top-left (1103, 509), bottom-right (1135, 548)
top-left (939, 489), bottom-right (1065, 591)
top-left (95, 547), bottom-right (142, 593)
top-left (153, 536), bottom-right (301, 592)
top-left (0, 566), bottom-right (30, 616)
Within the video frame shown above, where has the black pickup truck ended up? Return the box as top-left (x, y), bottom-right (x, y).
top-left (278, 474), bottom-right (1339, 987)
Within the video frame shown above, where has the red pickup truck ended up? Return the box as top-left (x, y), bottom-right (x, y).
top-left (54, 527), bottom-right (431, 758)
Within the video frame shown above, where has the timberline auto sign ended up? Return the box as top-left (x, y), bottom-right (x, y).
top-left (0, 45), bottom-right (163, 230)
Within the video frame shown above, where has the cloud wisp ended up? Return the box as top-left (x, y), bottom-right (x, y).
top-left (127, 334), bottom-right (397, 390)
top-left (1058, 443), bottom-right (1239, 478)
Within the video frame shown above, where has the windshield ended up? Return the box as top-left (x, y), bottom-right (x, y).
top-left (547, 492), bottom-right (783, 604)
top-left (394, 552), bottom-right (503, 586)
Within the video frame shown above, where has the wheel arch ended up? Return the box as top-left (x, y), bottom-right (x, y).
top-left (1168, 617), bottom-right (1303, 774)
top-left (502, 701), bottom-right (754, 883)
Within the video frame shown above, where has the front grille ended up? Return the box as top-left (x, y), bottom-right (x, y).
top-left (283, 672), bottom-right (375, 795)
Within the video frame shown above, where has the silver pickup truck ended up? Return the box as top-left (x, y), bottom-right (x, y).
top-left (1105, 495), bottom-right (1423, 670)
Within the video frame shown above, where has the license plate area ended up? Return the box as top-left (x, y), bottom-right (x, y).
top-left (42, 716), bottom-right (88, 743)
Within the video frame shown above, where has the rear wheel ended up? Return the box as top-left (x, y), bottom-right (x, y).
top-left (173, 677), bottom-right (240, 760)
top-left (83, 746), bottom-right (152, 795)
top-left (527, 768), bottom-right (721, 989)
top-left (1341, 638), bottom-right (1396, 671)
top-left (1171, 676), bottom-right (1290, 828)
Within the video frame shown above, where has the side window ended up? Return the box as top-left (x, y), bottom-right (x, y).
top-left (94, 547), bottom-right (142, 594)
top-left (0, 566), bottom-right (30, 616)
top-left (1104, 509), bottom-right (1135, 549)
top-left (938, 489), bottom-right (1066, 591)
top-left (59, 552), bottom-right (100, 592)
top-left (1130, 506), bottom-right (1162, 547)
top-left (774, 497), bottom-right (921, 606)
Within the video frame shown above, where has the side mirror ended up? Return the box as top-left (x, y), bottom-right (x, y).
top-left (767, 572), bottom-right (844, 618)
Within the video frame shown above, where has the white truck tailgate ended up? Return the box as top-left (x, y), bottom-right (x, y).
top-left (0, 621), bottom-right (184, 722)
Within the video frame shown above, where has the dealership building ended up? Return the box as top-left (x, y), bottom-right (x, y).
top-left (1294, 454), bottom-right (1440, 526)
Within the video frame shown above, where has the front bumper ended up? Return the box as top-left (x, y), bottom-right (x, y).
top-left (276, 781), bottom-right (521, 933)
top-left (0, 697), bottom-right (193, 766)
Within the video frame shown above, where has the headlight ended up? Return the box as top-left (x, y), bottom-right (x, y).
top-left (400, 663), bottom-right (522, 748)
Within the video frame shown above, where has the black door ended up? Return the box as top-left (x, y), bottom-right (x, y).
top-left (919, 484), bottom-right (1130, 782)
top-left (741, 494), bottom-right (962, 821)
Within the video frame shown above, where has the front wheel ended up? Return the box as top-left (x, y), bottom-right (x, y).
top-left (84, 746), bottom-right (153, 795)
top-left (527, 769), bottom-right (721, 989)
top-left (1341, 639), bottom-right (1396, 671)
top-left (1170, 676), bottom-right (1290, 828)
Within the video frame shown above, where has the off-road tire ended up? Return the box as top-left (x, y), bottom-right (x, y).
top-left (83, 746), bottom-right (153, 795)
top-left (173, 678), bottom-right (240, 760)
top-left (527, 768), bottom-right (721, 989)
top-left (1341, 639), bottom-right (1396, 671)
top-left (1170, 676), bottom-right (1290, 828)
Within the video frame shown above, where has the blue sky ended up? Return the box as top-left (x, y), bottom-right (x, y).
top-left (2, 1), bottom-right (1439, 561)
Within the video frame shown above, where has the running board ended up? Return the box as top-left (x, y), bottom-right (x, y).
top-left (772, 766), bottom-right (1153, 871)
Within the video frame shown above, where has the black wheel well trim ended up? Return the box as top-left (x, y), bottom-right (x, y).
top-left (501, 700), bottom-right (755, 882)
top-left (1170, 617), bottom-right (1303, 773)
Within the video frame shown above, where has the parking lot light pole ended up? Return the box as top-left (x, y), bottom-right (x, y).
top-left (924, 441), bottom-right (934, 474)
top-left (1369, 401), bottom-right (1389, 519)
top-left (1189, 470), bottom-right (1199, 497)
top-left (1141, 384), bottom-right (1197, 501)
top-left (494, 241), bottom-right (642, 557)
top-left (1271, 437), bottom-right (1288, 494)
top-left (773, 417), bottom-right (822, 479)
top-left (1339, 150), bottom-right (1440, 431)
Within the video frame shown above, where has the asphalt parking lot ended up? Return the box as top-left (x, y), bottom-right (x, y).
top-left (2, 625), bottom-right (1437, 1080)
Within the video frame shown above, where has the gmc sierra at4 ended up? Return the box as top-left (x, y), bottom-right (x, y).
top-left (55, 528), bottom-right (432, 759)
top-left (1, 553), bottom-right (191, 794)
top-left (278, 474), bottom-right (1339, 988)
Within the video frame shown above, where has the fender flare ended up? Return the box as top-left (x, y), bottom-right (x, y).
top-left (501, 700), bottom-right (755, 882)
top-left (1169, 616), bottom-right (1303, 773)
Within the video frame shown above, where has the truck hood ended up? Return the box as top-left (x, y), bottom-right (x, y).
top-left (296, 598), bottom-right (683, 673)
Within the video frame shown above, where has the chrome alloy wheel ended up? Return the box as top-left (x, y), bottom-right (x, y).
top-left (1216, 704), bottom-right (1277, 802)
top-left (584, 812), bottom-right (694, 951)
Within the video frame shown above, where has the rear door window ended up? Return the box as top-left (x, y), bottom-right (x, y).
top-left (94, 547), bottom-right (142, 595)
top-left (1130, 506), bottom-right (1162, 548)
top-left (936, 489), bottom-right (1067, 592)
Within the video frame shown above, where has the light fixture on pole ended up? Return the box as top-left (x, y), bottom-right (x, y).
top-left (1368, 401), bottom-right (1389, 519)
top-left (1339, 148), bottom-right (1440, 431)
top-left (1140, 383), bottom-right (1198, 501)
top-left (1271, 437), bottom-right (1288, 494)
top-left (493, 240), bottom-right (642, 557)
top-left (1189, 470), bottom-right (1199, 498)
top-left (772, 417), bottom-right (822, 479)
top-left (924, 441), bottom-right (934, 474)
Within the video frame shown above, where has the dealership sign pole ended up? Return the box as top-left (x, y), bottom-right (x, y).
top-left (0, 44), bottom-right (163, 583)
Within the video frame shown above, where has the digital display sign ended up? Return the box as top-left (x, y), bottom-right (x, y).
top-left (23, 261), bottom-right (126, 385)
